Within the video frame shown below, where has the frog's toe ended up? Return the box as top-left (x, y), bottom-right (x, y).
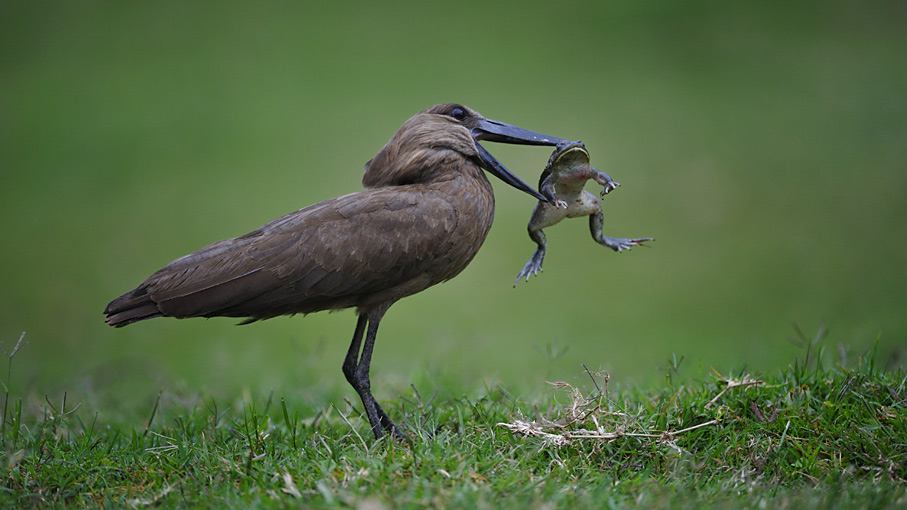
top-left (617, 237), bottom-right (653, 251)
top-left (601, 182), bottom-right (620, 196)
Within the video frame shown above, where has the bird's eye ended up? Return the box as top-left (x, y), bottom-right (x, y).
top-left (449, 107), bottom-right (467, 121)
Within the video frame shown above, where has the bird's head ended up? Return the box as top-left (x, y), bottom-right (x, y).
top-left (363, 103), bottom-right (569, 200)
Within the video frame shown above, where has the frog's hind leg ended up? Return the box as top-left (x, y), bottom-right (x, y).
top-left (590, 211), bottom-right (654, 252)
top-left (514, 228), bottom-right (547, 286)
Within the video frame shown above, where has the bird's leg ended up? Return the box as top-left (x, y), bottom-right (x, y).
top-left (342, 315), bottom-right (367, 390)
top-left (358, 317), bottom-right (402, 437)
top-left (590, 167), bottom-right (620, 196)
top-left (514, 227), bottom-right (548, 286)
top-left (589, 211), bottom-right (653, 252)
top-left (342, 312), bottom-right (403, 440)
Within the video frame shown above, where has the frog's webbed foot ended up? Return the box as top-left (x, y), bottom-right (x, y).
top-left (514, 247), bottom-right (546, 286)
top-left (598, 236), bottom-right (654, 252)
top-left (589, 211), bottom-right (652, 252)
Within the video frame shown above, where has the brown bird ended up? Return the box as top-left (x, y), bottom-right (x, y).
top-left (104, 103), bottom-right (568, 438)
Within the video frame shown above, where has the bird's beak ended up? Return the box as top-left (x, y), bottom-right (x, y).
top-left (473, 118), bottom-right (569, 147)
top-left (472, 118), bottom-right (570, 202)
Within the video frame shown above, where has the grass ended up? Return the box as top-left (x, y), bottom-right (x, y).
top-left (1, 330), bottom-right (904, 508)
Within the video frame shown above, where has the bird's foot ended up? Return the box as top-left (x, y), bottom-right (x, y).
top-left (382, 422), bottom-right (407, 441)
top-left (372, 400), bottom-right (407, 441)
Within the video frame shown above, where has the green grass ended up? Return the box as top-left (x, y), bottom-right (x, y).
top-left (2, 332), bottom-right (904, 508)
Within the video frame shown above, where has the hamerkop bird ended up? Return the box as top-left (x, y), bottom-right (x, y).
top-left (104, 103), bottom-right (568, 439)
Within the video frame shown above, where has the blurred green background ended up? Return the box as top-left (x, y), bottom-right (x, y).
top-left (1, 1), bottom-right (904, 408)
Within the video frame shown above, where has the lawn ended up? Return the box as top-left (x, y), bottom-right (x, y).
top-left (1, 330), bottom-right (904, 508)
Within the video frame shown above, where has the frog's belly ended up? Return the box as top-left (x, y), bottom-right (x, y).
top-left (530, 191), bottom-right (601, 229)
top-left (563, 190), bottom-right (601, 218)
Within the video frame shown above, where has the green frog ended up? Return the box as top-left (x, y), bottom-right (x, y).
top-left (514, 141), bottom-right (652, 286)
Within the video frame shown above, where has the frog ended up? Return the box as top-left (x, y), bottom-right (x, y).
top-left (514, 140), bottom-right (653, 286)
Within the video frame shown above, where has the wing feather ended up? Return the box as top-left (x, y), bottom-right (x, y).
top-left (125, 186), bottom-right (459, 320)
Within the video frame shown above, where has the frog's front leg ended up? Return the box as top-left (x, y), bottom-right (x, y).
top-left (539, 176), bottom-right (567, 208)
top-left (514, 227), bottom-right (548, 286)
top-left (589, 211), bottom-right (653, 252)
top-left (590, 167), bottom-right (620, 196)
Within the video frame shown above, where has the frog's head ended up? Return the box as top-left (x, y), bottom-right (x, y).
top-left (546, 140), bottom-right (590, 168)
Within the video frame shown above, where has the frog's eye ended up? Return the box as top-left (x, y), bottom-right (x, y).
top-left (449, 106), bottom-right (467, 121)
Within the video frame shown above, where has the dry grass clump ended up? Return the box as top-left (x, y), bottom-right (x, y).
top-left (497, 365), bottom-right (759, 449)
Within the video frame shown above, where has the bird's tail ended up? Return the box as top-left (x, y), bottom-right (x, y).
top-left (103, 286), bottom-right (163, 327)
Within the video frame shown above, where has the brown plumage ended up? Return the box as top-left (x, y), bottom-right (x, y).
top-left (104, 103), bottom-right (567, 438)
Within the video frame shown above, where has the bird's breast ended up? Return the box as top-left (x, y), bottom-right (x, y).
top-left (419, 172), bottom-right (496, 283)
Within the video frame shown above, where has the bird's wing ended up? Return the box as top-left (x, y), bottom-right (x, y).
top-left (139, 187), bottom-right (460, 320)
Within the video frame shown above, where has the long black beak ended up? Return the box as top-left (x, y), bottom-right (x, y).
top-left (473, 118), bottom-right (569, 146)
top-left (471, 118), bottom-right (570, 201)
